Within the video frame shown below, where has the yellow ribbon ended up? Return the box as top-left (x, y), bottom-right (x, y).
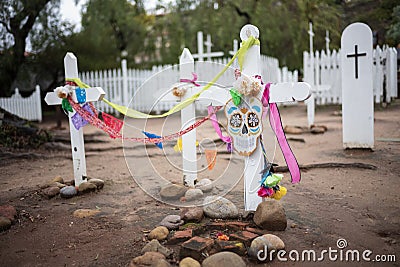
top-left (67, 36), bottom-right (260, 119)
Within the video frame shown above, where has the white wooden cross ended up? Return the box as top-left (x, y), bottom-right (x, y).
top-left (45, 52), bottom-right (105, 186)
top-left (157, 48), bottom-right (201, 187)
top-left (325, 30), bottom-right (330, 55)
top-left (305, 22), bottom-right (330, 127)
top-left (192, 31), bottom-right (224, 61)
top-left (199, 25), bottom-right (310, 211)
top-left (158, 25), bottom-right (310, 210)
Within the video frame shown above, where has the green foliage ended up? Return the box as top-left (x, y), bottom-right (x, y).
top-left (386, 5), bottom-right (400, 44)
top-left (0, 0), bottom-right (73, 96)
top-left (71, 0), bottom-right (147, 70)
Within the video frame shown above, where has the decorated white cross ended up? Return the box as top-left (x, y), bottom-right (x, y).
top-left (45, 53), bottom-right (105, 186)
top-left (156, 48), bottom-right (203, 187)
top-left (193, 31), bottom-right (224, 61)
top-left (200, 25), bottom-right (310, 211)
top-left (159, 25), bottom-right (310, 211)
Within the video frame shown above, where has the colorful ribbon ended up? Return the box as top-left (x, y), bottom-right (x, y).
top-left (71, 103), bottom-right (93, 130)
top-left (229, 89), bottom-right (242, 106)
top-left (66, 36), bottom-right (260, 119)
top-left (180, 73), bottom-right (200, 87)
top-left (205, 149), bottom-right (217, 170)
top-left (67, 96), bottom-right (221, 144)
top-left (143, 131), bottom-right (163, 149)
top-left (262, 83), bottom-right (301, 184)
top-left (207, 106), bottom-right (231, 144)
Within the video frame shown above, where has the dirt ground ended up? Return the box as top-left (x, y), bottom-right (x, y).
top-left (0, 101), bottom-right (399, 267)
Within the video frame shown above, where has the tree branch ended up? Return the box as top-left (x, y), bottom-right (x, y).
top-left (274, 162), bottom-right (377, 172)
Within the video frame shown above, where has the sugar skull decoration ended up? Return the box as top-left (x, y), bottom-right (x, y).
top-left (225, 74), bottom-right (263, 156)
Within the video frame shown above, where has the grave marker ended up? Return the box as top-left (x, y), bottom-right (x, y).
top-left (193, 31), bottom-right (224, 61)
top-left (45, 53), bottom-right (105, 185)
top-left (159, 25), bottom-right (310, 210)
top-left (341, 23), bottom-right (374, 148)
top-left (199, 25), bottom-right (310, 211)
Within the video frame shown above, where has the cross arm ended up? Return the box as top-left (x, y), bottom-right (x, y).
top-left (269, 82), bottom-right (311, 103)
top-left (45, 86), bottom-right (105, 105)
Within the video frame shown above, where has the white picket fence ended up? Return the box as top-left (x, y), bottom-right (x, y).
top-left (303, 45), bottom-right (398, 105)
top-left (0, 85), bottom-right (42, 122)
top-left (81, 55), bottom-right (297, 114)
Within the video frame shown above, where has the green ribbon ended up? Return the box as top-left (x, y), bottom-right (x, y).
top-left (230, 89), bottom-right (242, 106)
top-left (62, 98), bottom-right (73, 113)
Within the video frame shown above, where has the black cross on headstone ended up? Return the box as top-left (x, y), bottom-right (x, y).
top-left (347, 45), bottom-right (367, 79)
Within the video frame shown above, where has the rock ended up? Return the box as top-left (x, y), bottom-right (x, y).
top-left (151, 259), bottom-right (171, 267)
top-left (248, 234), bottom-right (285, 260)
top-left (60, 186), bottom-right (77, 198)
top-left (131, 252), bottom-right (166, 266)
top-left (52, 175), bottom-right (64, 184)
top-left (141, 239), bottom-right (173, 258)
top-left (88, 178), bottom-right (105, 189)
top-left (0, 205), bottom-right (17, 222)
top-left (160, 184), bottom-right (188, 200)
top-left (202, 251), bottom-right (246, 267)
top-left (253, 199), bottom-right (287, 231)
top-left (184, 189), bottom-right (203, 201)
top-left (78, 182), bottom-right (97, 193)
top-left (42, 186), bottom-right (60, 198)
top-left (310, 125), bottom-right (327, 134)
top-left (52, 182), bottom-right (67, 189)
top-left (195, 178), bottom-right (213, 192)
top-left (0, 216), bottom-right (11, 231)
top-left (148, 226), bottom-right (169, 241)
top-left (179, 257), bottom-right (200, 267)
top-left (73, 209), bottom-right (101, 218)
top-left (181, 207), bottom-right (203, 223)
top-left (284, 125), bottom-right (304, 134)
top-left (263, 234), bottom-right (285, 250)
top-left (160, 215), bottom-right (184, 230)
top-left (203, 196), bottom-right (239, 219)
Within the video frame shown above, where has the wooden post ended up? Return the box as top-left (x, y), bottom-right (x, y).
top-left (180, 49), bottom-right (198, 187)
top-left (45, 52), bottom-right (105, 186)
top-left (121, 59), bottom-right (129, 107)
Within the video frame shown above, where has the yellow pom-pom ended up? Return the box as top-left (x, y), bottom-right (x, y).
top-left (273, 186), bottom-right (287, 200)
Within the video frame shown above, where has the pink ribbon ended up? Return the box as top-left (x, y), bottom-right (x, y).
top-left (180, 73), bottom-right (201, 87)
top-left (262, 83), bottom-right (301, 183)
top-left (207, 105), bottom-right (232, 143)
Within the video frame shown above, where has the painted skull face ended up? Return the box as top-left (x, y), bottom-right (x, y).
top-left (225, 96), bottom-right (263, 156)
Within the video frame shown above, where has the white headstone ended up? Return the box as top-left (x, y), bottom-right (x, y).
top-left (341, 23), bottom-right (374, 148)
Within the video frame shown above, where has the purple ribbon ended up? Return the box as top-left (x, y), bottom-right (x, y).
top-left (262, 83), bottom-right (301, 183)
top-left (71, 103), bottom-right (94, 130)
top-left (180, 73), bottom-right (201, 87)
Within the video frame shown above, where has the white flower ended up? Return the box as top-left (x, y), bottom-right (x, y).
top-left (55, 85), bottom-right (73, 99)
top-left (232, 75), bottom-right (262, 96)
